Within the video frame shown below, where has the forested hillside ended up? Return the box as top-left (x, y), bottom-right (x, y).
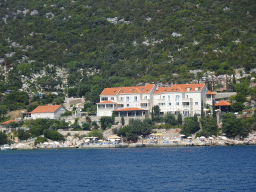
top-left (0, 0), bottom-right (256, 101)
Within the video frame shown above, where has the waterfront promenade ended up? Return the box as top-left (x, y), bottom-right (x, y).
top-left (8, 132), bottom-right (256, 150)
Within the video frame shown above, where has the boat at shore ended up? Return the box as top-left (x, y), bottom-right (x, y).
top-left (1, 144), bottom-right (11, 150)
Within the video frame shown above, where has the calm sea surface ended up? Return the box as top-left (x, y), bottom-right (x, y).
top-left (0, 146), bottom-right (255, 192)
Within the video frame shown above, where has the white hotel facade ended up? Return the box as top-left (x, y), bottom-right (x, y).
top-left (97, 83), bottom-right (215, 117)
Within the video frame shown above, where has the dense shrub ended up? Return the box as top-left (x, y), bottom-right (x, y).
top-left (43, 130), bottom-right (65, 141)
top-left (34, 136), bottom-right (47, 145)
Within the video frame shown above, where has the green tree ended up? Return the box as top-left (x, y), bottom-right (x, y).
top-left (221, 113), bottom-right (243, 138)
top-left (34, 136), bottom-right (47, 145)
top-left (177, 113), bottom-right (182, 126)
top-left (43, 130), bottom-right (65, 141)
top-left (234, 82), bottom-right (249, 95)
top-left (91, 121), bottom-right (99, 129)
top-left (111, 112), bottom-right (115, 125)
top-left (152, 105), bottom-right (160, 122)
top-left (121, 116), bottom-right (125, 126)
top-left (0, 105), bottom-right (8, 121)
top-left (72, 118), bottom-right (81, 130)
top-left (164, 113), bottom-right (177, 126)
top-left (61, 111), bottom-right (72, 116)
top-left (180, 117), bottom-right (200, 136)
top-left (231, 102), bottom-right (245, 112)
top-left (199, 115), bottom-right (218, 137)
top-left (27, 103), bottom-right (39, 112)
top-left (235, 93), bottom-right (246, 103)
top-left (82, 122), bottom-right (91, 131)
top-left (201, 99), bottom-right (204, 117)
top-left (17, 129), bottom-right (30, 141)
top-left (87, 130), bottom-right (103, 139)
top-left (117, 118), bottom-right (152, 141)
top-left (99, 116), bottom-right (113, 130)
top-left (0, 131), bottom-right (8, 145)
top-left (212, 100), bottom-right (216, 118)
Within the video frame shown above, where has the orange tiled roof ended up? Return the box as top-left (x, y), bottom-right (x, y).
top-left (215, 100), bottom-right (231, 106)
top-left (31, 105), bottom-right (62, 113)
top-left (97, 101), bottom-right (117, 104)
top-left (119, 84), bottom-right (155, 94)
top-left (154, 87), bottom-right (183, 94)
top-left (100, 84), bottom-right (155, 95)
top-left (155, 83), bottom-right (205, 94)
top-left (1, 120), bottom-right (17, 125)
top-left (113, 107), bottom-right (147, 112)
top-left (100, 87), bottom-right (121, 96)
top-left (206, 90), bottom-right (216, 95)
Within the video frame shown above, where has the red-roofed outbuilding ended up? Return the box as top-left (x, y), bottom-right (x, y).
top-left (1, 120), bottom-right (17, 129)
top-left (31, 105), bottom-right (66, 120)
top-left (215, 100), bottom-right (231, 113)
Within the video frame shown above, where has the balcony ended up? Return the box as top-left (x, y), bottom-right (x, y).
top-left (140, 99), bottom-right (150, 103)
top-left (116, 99), bottom-right (125, 104)
top-left (140, 104), bottom-right (149, 109)
top-left (182, 98), bottom-right (193, 102)
top-left (157, 99), bottom-right (166, 102)
top-left (182, 104), bottom-right (190, 108)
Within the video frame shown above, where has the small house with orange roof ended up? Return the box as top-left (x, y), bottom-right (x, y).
top-left (1, 120), bottom-right (17, 129)
top-left (31, 104), bottom-right (66, 120)
top-left (97, 84), bottom-right (156, 116)
top-left (153, 83), bottom-right (208, 116)
top-left (214, 100), bottom-right (231, 113)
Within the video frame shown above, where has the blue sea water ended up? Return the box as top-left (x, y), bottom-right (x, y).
top-left (0, 146), bottom-right (255, 192)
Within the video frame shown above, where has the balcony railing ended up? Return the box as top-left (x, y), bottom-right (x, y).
top-left (157, 99), bottom-right (166, 102)
top-left (116, 100), bottom-right (125, 104)
top-left (182, 98), bottom-right (192, 102)
top-left (140, 99), bottom-right (150, 103)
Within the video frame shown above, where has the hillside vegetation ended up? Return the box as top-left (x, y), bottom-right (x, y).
top-left (0, 0), bottom-right (256, 102)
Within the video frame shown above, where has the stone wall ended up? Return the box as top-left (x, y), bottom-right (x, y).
top-left (57, 130), bottom-right (90, 136)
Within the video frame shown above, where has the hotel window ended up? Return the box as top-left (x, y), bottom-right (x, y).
top-left (126, 97), bottom-right (129, 102)
top-left (111, 97), bottom-right (114, 100)
top-left (144, 96), bottom-right (147, 99)
top-left (143, 103), bottom-right (148, 107)
top-left (195, 102), bottom-right (199, 105)
top-left (162, 96), bottom-right (165, 100)
top-left (168, 95), bottom-right (170, 101)
top-left (176, 102), bottom-right (179, 105)
top-left (175, 95), bottom-right (180, 101)
top-left (102, 97), bottom-right (108, 101)
top-left (134, 96), bottom-right (137, 101)
top-left (186, 95), bottom-right (188, 98)
top-left (120, 97), bottom-right (123, 101)
top-left (169, 103), bottom-right (171, 106)
top-left (99, 105), bottom-right (105, 109)
top-left (127, 104), bottom-right (129, 107)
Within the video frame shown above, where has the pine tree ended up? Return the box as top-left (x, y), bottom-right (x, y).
top-left (177, 113), bottom-right (182, 126)
top-left (212, 100), bottom-right (216, 118)
top-left (121, 116), bottom-right (125, 126)
top-left (201, 99), bottom-right (204, 117)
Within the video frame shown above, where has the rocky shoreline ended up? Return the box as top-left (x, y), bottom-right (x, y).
top-left (8, 139), bottom-right (256, 150)
top-left (6, 131), bottom-right (256, 150)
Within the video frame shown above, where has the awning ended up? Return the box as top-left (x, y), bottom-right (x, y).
top-left (108, 135), bottom-right (121, 139)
